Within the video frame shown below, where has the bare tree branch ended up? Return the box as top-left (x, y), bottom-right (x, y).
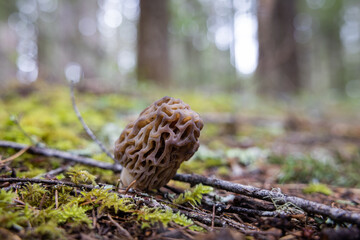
top-left (70, 81), bottom-right (117, 163)
top-left (0, 140), bottom-right (122, 172)
top-left (1, 140), bottom-right (360, 225)
top-left (0, 177), bottom-right (96, 190)
top-left (34, 163), bottom-right (74, 179)
top-left (172, 173), bottom-right (360, 225)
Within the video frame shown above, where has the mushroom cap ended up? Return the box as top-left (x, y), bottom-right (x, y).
top-left (115, 96), bottom-right (203, 190)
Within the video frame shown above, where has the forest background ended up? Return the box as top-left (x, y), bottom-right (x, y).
top-left (0, 0), bottom-right (360, 239)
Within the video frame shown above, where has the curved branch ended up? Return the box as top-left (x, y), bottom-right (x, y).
top-left (1, 140), bottom-right (360, 225)
top-left (70, 82), bottom-right (117, 163)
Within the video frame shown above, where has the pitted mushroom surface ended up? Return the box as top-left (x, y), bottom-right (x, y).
top-left (115, 96), bottom-right (203, 190)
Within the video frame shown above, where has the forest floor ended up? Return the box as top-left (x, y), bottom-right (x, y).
top-left (0, 82), bottom-right (360, 239)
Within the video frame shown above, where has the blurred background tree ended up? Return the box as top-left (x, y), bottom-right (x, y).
top-left (137, 0), bottom-right (170, 85)
top-left (0, 0), bottom-right (360, 100)
top-left (256, 0), bottom-right (300, 98)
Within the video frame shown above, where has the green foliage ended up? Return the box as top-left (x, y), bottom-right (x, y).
top-left (303, 183), bottom-right (333, 196)
top-left (19, 183), bottom-right (49, 206)
top-left (49, 203), bottom-right (92, 227)
top-left (0, 189), bottom-right (17, 208)
top-left (173, 183), bottom-right (213, 206)
top-left (79, 188), bottom-right (136, 214)
top-left (269, 154), bottom-right (360, 187)
top-left (269, 188), bottom-right (304, 216)
top-left (180, 146), bottom-right (226, 174)
top-left (82, 164), bottom-right (117, 183)
top-left (0, 208), bottom-right (26, 229)
top-left (171, 211), bottom-right (204, 231)
top-left (31, 220), bottom-right (66, 240)
top-left (270, 155), bottom-right (338, 184)
top-left (67, 167), bottom-right (97, 185)
top-left (136, 206), bottom-right (203, 231)
top-left (18, 167), bottom-right (46, 178)
top-left (0, 190), bottom-right (27, 229)
top-left (137, 206), bottom-right (173, 228)
top-left (217, 166), bottom-right (230, 176)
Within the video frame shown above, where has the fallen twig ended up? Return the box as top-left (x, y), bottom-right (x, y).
top-left (0, 146), bottom-right (31, 165)
top-left (70, 81), bottom-right (117, 163)
top-left (10, 115), bottom-right (38, 145)
top-left (175, 209), bottom-right (226, 227)
top-left (0, 177), bottom-right (96, 190)
top-left (0, 140), bottom-right (122, 172)
top-left (173, 174), bottom-right (360, 225)
top-left (202, 199), bottom-right (277, 217)
top-left (34, 163), bottom-right (74, 179)
top-left (1, 140), bottom-right (360, 225)
top-left (107, 214), bottom-right (133, 240)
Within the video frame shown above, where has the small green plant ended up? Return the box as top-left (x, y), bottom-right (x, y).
top-left (19, 183), bottom-right (49, 206)
top-left (303, 183), bottom-right (333, 196)
top-left (79, 188), bottom-right (136, 214)
top-left (269, 188), bottom-right (304, 215)
top-left (173, 183), bottom-right (213, 206)
top-left (67, 167), bottom-right (97, 185)
top-left (0, 189), bottom-right (17, 208)
top-left (0, 190), bottom-right (27, 229)
top-left (49, 203), bottom-right (92, 227)
top-left (31, 220), bottom-right (66, 240)
top-left (136, 206), bottom-right (203, 231)
top-left (270, 155), bottom-right (338, 184)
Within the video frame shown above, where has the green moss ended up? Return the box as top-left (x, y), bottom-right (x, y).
top-left (179, 146), bottom-right (226, 175)
top-left (67, 167), bottom-right (97, 185)
top-left (269, 154), bottom-right (360, 187)
top-left (49, 203), bottom-right (92, 227)
top-left (0, 208), bottom-right (26, 229)
top-left (0, 189), bottom-right (17, 207)
top-left (272, 155), bottom-right (339, 184)
top-left (136, 206), bottom-right (203, 231)
top-left (217, 166), bottom-right (230, 176)
top-left (19, 183), bottom-right (49, 206)
top-left (0, 190), bottom-right (27, 229)
top-left (303, 183), bottom-right (333, 196)
top-left (79, 188), bottom-right (136, 214)
top-left (173, 184), bottom-right (213, 206)
top-left (18, 167), bottom-right (46, 178)
top-left (179, 160), bottom-right (206, 174)
top-left (31, 220), bottom-right (66, 240)
top-left (68, 164), bottom-right (117, 184)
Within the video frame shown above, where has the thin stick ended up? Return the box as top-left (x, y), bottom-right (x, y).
top-left (0, 177), bottom-right (96, 190)
top-left (92, 209), bottom-right (97, 229)
top-left (124, 179), bottom-right (137, 194)
top-left (107, 214), bottom-right (133, 240)
top-left (202, 198), bottom-right (277, 217)
top-left (211, 204), bottom-right (215, 230)
top-left (0, 146), bottom-right (31, 165)
top-left (34, 164), bottom-right (74, 179)
top-left (39, 193), bottom-right (46, 210)
top-left (174, 209), bottom-right (226, 227)
top-left (69, 82), bottom-right (117, 163)
top-left (0, 140), bottom-right (122, 172)
top-left (55, 189), bottom-right (59, 209)
top-left (11, 116), bottom-right (38, 145)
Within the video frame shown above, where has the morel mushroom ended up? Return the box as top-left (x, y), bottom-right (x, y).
top-left (115, 96), bottom-right (203, 191)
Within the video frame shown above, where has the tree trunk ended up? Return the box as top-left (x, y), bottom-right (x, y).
top-left (256, 0), bottom-right (300, 98)
top-left (137, 0), bottom-right (170, 85)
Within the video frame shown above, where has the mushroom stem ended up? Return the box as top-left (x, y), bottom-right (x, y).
top-left (119, 167), bottom-right (136, 188)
